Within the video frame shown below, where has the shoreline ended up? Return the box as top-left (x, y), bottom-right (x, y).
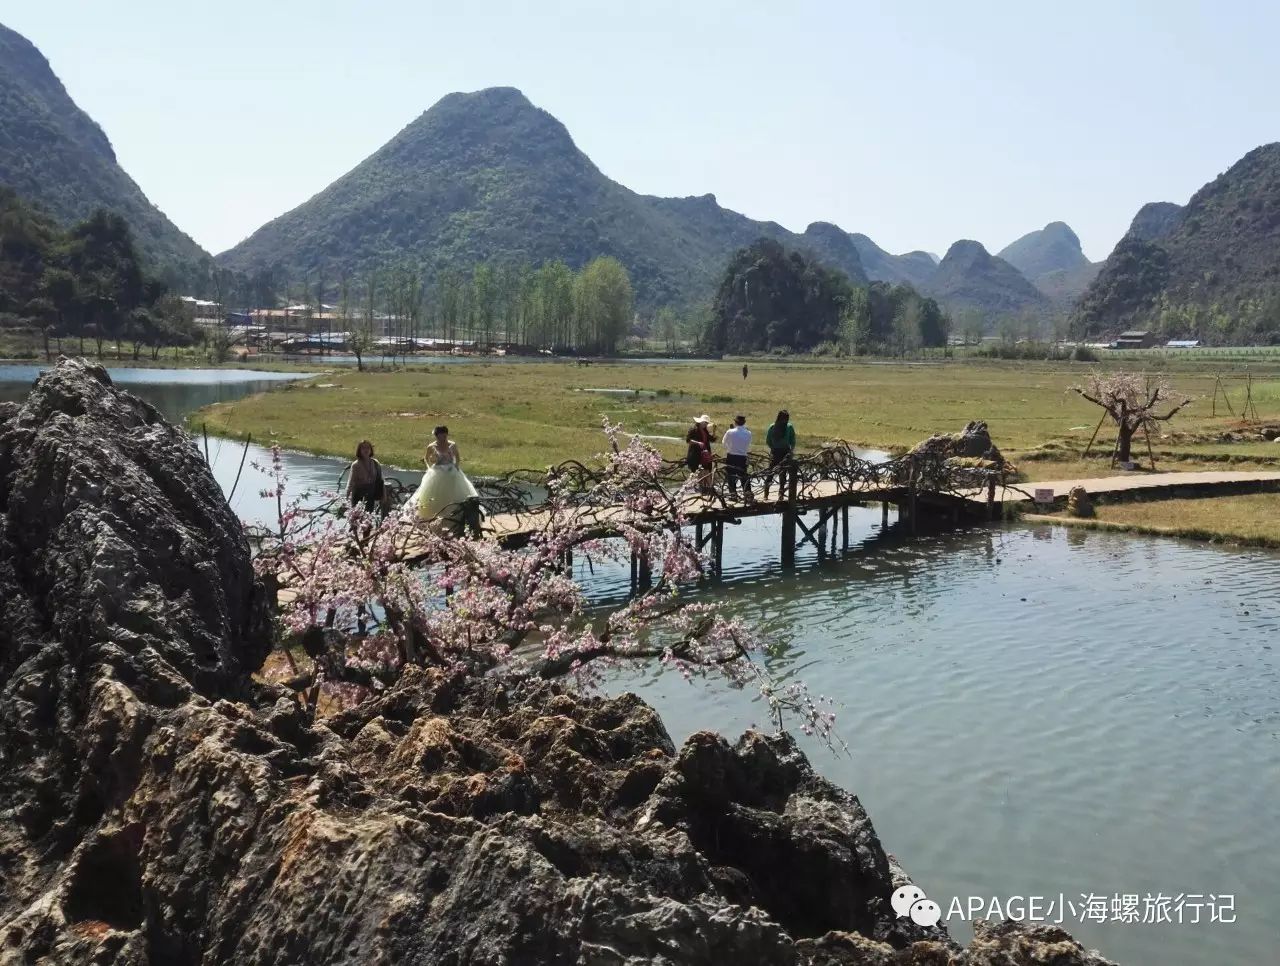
top-left (1022, 512), bottom-right (1280, 549)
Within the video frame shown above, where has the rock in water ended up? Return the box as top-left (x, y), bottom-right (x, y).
top-left (0, 359), bottom-right (1117, 964)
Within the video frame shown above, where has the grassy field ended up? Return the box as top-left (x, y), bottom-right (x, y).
top-left (1028, 492), bottom-right (1280, 548)
top-left (193, 358), bottom-right (1280, 477)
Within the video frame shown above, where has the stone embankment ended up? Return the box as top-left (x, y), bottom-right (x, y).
top-left (0, 360), bottom-right (1115, 964)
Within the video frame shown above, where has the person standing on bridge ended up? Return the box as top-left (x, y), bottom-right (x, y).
top-left (414, 425), bottom-right (480, 533)
top-left (346, 439), bottom-right (389, 517)
top-left (763, 410), bottom-right (796, 500)
top-left (685, 414), bottom-right (717, 494)
top-left (722, 415), bottom-right (754, 503)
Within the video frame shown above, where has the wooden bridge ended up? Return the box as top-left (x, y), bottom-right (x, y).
top-left (272, 445), bottom-right (1280, 606)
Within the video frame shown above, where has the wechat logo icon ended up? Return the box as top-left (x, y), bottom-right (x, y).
top-left (890, 884), bottom-right (942, 927)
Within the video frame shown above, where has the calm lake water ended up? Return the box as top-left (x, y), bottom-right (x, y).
top-left (2, 364), bottom-right (1276, 965)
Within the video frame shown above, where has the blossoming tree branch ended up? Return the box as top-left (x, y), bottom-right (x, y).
top-left (250, 419), bottom-right (839, 745)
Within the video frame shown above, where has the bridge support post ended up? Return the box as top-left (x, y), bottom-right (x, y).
top-left (781, 471), bottom-right (798, 568)
top-left (908, 458), bottom-right (919, 535)
top-left (842, 505), bottom-right (849, 551)
top-left (638, 550), bottom-right (652, 590)
top-left (712, 519), bottom-right (724, 576)
top-left (987, 475), bottom-right (997, 521)
top-left (881, 501), bottom-right (889, 527)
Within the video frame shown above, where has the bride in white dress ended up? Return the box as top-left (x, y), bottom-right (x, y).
top-left (412, 425), bottom-right (479, 527)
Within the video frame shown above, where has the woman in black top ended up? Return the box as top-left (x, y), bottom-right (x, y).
top-left (345, 439), bottom-right (386, 515)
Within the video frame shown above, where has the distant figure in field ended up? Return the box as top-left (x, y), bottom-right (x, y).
top-left (722, 414), bottom-right (754, 503)
top-left (346, 439), bottom-right (387, 515)
top-left (685, 414), bottom-right (717, 494)
top-left (414, 425), bottom-right (480, 530)
top-left (742, 364), bottom-right (749, 380)
top-left (763, 409), bottom-right (796, 500)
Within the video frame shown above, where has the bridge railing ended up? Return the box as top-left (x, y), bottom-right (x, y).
top-left (246, 441), bottom-right (1005, 552)
top-left (467, 440), bottom-right (1003, 532)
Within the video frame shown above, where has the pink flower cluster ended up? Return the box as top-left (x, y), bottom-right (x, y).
top-left (250, 424), bottom-right (841, 746)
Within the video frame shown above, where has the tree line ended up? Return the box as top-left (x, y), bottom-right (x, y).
top-left (703, 238), bottom-right (951, 355)
top-left (242, 256), bottom-right (635, 358)
top-left (0, 188), bottom-right (201, 360)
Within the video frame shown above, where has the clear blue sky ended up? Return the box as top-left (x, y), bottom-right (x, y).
top-left (7, 0), bottom-right (1278, 261)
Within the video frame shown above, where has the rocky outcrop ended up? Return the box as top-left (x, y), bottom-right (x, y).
top-left (1067, 486), bottom-right (1095, 518)
top-left (0, 360), bottom-right (1115, 964)
top-left (911, 420), bottom-right (1005, 466)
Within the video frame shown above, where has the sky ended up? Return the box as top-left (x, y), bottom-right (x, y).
top-left (7, 0), bottom-right (1279, 261)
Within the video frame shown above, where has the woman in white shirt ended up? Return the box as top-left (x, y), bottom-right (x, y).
top-left (721, 414), bottom-right (754, 502)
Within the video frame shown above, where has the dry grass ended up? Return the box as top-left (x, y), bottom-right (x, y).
top-left (194, 358), bottom-right (1280, 477)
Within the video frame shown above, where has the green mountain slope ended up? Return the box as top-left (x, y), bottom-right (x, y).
top-left (216, 87), bottom-right (872, 308)
top-left (1074, 143), bottom-right (1280, 338)
top-left (923, 239), bottom-right (1049, 317)
top-left (0, 22), bottom-right (209, 284)
top-left (997, 221), bottom-right (1100, 301)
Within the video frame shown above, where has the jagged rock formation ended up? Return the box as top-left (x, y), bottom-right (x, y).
top-left (0, 360), bottom-right (1116, 964)
top-left (912, 419), bottom-right (1004, 462)
top-left (0, 22), bottom-right (210, 282)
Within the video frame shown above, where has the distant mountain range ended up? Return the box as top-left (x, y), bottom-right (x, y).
top-left (216, 86), bottom-right (875, 310)
top-left (5, 19), bottom-right (1278, 339)
top-left (1075, 143), bottom-right (1280, 337)
top-left (215, 85), bottom-right (1071, 319)
top-left (0, 22), bottom-right (209, 285)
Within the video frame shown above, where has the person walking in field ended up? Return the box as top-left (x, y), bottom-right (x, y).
top-left (763, 409), bottom-right (796, 500)
top-left (742, 363), bottom-right (749, 380)
top-left (685, 414), bottom-right (717, 494)
top-left (721, 414), bottom-right (754, 502)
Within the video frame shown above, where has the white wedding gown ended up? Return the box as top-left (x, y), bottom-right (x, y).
top-left (412, 443), bottom-right (479, 524)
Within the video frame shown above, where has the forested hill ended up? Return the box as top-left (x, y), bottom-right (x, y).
top-left (0, 22), bottom-right (209, 285)
top-left (1074, 143), bottom-right (1280, 339)
top-left (216, 87), bottom-right (868, 308)
top-left (704, 238), bottom-right (947, 354)
top-left (997, 221), bottom-right (1100, 302)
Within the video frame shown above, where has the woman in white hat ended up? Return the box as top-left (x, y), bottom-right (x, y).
top-left (685, 414), bottom-right (717, 493)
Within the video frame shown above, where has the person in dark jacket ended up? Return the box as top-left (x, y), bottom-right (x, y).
top-left (346, 439), bottom-right (387, 515)
top-left (763, 410), bottom-right (796, 500)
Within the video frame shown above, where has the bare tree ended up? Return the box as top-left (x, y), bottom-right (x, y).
top-left (1074, 371), bottom-right (1190, 468)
